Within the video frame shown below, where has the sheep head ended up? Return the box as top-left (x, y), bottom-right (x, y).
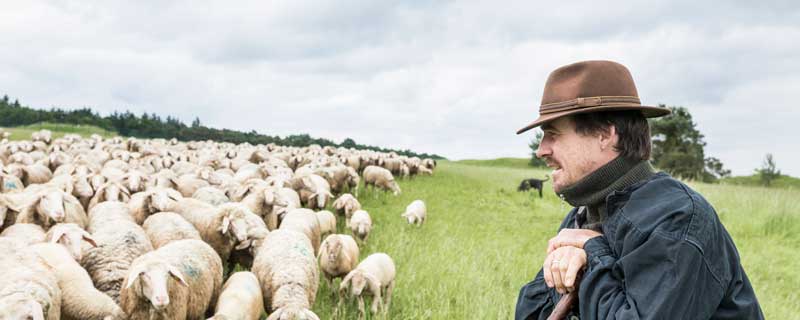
top-left (322, 236), bottom-right (343, 263)
top-left (0, 294), bottom-right (46, 320)
top-left (36, 190), bottom-right (67, 223)
top-left (123, 171), bottom-right (147, 193)
top-left (218, 204), bottom-right (249, 244)
top-left (72, 174), bottom-right (95, 199)
top-left (147, 188), bottom-right (182, 213)
top-left (266, 307), bottom-right (320, 320)
top-left (389, 180), bottom-right (401, 196)
top-left (346, 270), bottom-right (376, 297)
top-left (125, 261), bottom-right (188, 310)
top-left (47, 223), bottom-right (97, 262)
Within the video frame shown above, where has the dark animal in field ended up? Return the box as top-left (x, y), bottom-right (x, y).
top-left (517, 176), bottom-right (549, 198)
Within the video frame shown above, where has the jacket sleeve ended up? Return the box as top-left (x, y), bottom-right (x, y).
top-left (579, 231), bottom-right (723, 319)
top-left (515, 269), bottom-right (555, 320)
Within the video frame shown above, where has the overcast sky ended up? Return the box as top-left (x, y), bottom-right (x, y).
top-left (2, 1), bottom-right (799, 176)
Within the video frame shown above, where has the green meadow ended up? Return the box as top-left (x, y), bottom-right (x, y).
top-left (319, 159), bottom-right (799, 319)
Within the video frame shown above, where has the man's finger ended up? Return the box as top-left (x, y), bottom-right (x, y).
top-left (551, 256), bottom-right (565, 294)
top-left (543, 253), bottom-right (554, 288)
top-left (563, 251), bottom-right (585, 290)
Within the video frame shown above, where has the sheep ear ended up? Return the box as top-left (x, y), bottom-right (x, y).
top-left (168, 265), bottom-right (188, 287)
top-left (49, 229), bottom-right (67, 244)
top-left (124, 267), bottom-right (145, 289)
top-left (166, 189), bottom-right (182, 201)
top-left (82, 230), bottom-right (98, 247)
top-left (221, 216), bottom-right (231, 234)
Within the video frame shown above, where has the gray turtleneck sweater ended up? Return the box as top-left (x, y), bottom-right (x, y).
top-left (557, 156), bottom-right (655, 231)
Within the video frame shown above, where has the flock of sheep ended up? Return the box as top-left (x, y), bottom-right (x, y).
top-left (0, 129), bottom-right (434, 320)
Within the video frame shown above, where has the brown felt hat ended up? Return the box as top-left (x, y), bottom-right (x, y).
top-left (516, 60), bottom-right (671, 134)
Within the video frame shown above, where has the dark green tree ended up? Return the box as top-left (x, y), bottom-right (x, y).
top-left (756, 153), bottom-right (781, 187)
top-left (527, 130), bottom-right (547, 167)
top-left (650, 105), bottom-right (730, 182)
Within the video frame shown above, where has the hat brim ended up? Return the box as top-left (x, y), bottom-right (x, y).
top-left (515, 105), bottom-right (671, 135)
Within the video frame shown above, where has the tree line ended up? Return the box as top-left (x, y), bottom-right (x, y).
top-left (0, 94), bottom-right (444, 159)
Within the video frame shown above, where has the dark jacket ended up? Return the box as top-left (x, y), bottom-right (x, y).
top-left (515, 173), bottom-right (763, 319)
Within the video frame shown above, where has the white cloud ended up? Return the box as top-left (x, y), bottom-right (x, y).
top-left (1, 1), bottom-right (799, 176)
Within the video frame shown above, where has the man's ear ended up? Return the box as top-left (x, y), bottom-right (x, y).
top-left (598, 125), bottom-right (618, 151)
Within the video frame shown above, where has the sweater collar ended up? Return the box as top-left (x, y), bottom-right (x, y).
top-left (557, 156), bottom-right (655, 208)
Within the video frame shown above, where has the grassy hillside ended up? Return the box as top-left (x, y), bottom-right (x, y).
top-left (455, 157), bottom-right (537, 170)
top-left (722, 174), bottom-right (800, 189)
top-left (2, 122), bottom-right (117, 141)
top-left (319, 160), bottom-right (797, 319)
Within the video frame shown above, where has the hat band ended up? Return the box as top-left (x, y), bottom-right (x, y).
top-left (540, 96), bottom-right (641, 115)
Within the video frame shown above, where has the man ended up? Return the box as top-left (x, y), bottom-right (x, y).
top-left (514, 61), bottom-right (763, 319)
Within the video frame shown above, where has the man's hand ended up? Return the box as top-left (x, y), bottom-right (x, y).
top-left (547, 228), bottom-right (602, 254)
top-left (543, 246), bottom-right (586, 294)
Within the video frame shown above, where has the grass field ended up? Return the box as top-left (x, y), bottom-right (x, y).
top-left (2, 122), bottom-right (117, 141)
top-left (318, 159), bottom-right (798, 319)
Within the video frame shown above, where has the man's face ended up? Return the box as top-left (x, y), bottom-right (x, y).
top-left (535, 117), bottom-right (606, 193)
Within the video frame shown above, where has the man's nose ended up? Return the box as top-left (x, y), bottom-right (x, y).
top-left (535, 142), bottom-right (551, 158)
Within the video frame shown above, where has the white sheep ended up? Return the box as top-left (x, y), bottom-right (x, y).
top-left (317, 210), bottom-right (337, 237)
top-left (142, 212), bottom-right (202, 249)
top-left (332, 193), bottom-right (361, 225)
top-left (0, 243), bottom-right (62, 320)
top-left (401, 199), bottom-right (427, 226)
top-left (83, 201), bottom-right (154, 303)
top-left (279, 208), bottom-right (322, 255)
top-left (192, 186), bottom-right (230, 206)
top-left (363, 165), bottom-right (401, 195)
top-left (15, 188), bottom-right (88, 230)
top-left (28, 243), bottom-right (126, 320)
top-left (127, 187), bottom-right (183, 225)
top-left (349, 210), bottom-right (373, 245)
top-left (251, 229), bottom-right (320, 320)
top-left (339, 253), bottom-right (397, 318)
top-left (318, 234), bottom-right (359, 292)
top-left (207, 271), bottom-right (265, 320)
top-left (120, 239), bottom-right (223, 320)
top-left (0, 222), bottom-right (46, 245)
top-left (44, 223), bottom-right (98, 262)
top-left (175, 202), bottom-right (251, 263)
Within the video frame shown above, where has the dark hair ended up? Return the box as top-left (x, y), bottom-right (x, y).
top-left (570, 111), bottom-right (652, 161)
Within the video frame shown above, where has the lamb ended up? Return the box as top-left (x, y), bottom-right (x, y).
top-left (120, 239), bottom-right (223, 320)
top-left (127, 187), bottom-right (183, 224)
top-left (318, 234), bottom-right (359, 292)
top-left (363, 165), bottom-right (401, 195)
top-left (339, 253), bottom-right (396, 318)
top-left (28, 243), bottom-right (126, 320)
top-left (44, 223), bottom-right (98, 261)
top-left (332, 193), bottom-right (361, 225)
top-left (349, 210), bottom-right (373, 245)
top-left (317, 210), bottom-right (337, 237)
top-left (207, 271), bottom-right (265, 320)
top-left (0, 243), bottom-right (62, 320)
top-left (142, 212), bottom-right (202, 249)
top-left (279, 208), bottom-right (322, 255)
top-left (192, 186), bottom-right (230, 206)
top-left (0, 222), bottom-right (46, 246)
top-left (15, 188), bottom-right (88, 230)
top-left (251, 229), bottom-right (320, 320)
top-left (83, 201), bottom-right (154, 303)
top-left (401, 200), bottom-right (427, 226)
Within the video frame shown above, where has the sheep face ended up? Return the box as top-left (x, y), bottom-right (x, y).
top-left (148, 189), bottom-right (181, 213)
top-left (124, 172), bottom-right (146, 193)
top-left (388, 180), bottom-right (401, 196)
top-left (222, 213), bottom-right (249, 245)
top-left (349, 272), bottom-right (369, 296)
top-left (0, 294), bottom-right (46, 320)
top-left (126, 262), bottom-right (188, 310)
top-left (48, 224), bottom-right (97, 261)
top-left (313, 191), bottom-right (333, 209)
top-left (37, 191), bottom-right (66, 223)
top-left (402, 212), bottom-right (416, 224)
top-left (72, 175), bottom-right (94, 199)
top-left (324, 237), bottom-right (343, 263)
